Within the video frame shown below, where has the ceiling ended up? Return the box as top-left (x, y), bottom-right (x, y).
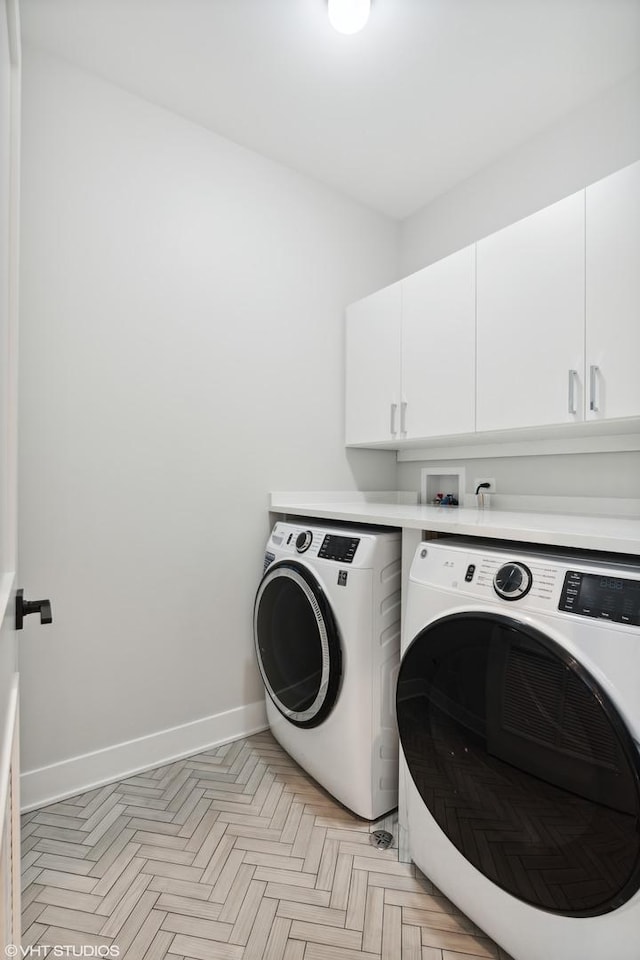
top-left (19, 0), bottom-right (640, 219)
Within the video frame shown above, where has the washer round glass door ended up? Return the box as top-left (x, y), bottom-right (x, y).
top-left (396, 613), bottom-right (640, 917)
top-left (254, 561), bottom-right (342, 728)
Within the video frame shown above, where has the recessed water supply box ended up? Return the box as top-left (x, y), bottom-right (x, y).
top-left (420, 466), bottom-right (466, 506)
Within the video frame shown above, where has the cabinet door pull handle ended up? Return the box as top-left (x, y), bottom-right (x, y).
top-left (390, 402), bottom-right (398, 435)
top-left (568, 369), bottom-right (578, 414)
top-left (400, 401), bottom-right (408, 435)
top-left (589, 364), bottom-right (600, 412)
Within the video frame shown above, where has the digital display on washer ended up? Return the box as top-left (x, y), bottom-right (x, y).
top-left (318, 535), bottom-right (360, 563)
top-left (559, 570), bottom-right (640, 625)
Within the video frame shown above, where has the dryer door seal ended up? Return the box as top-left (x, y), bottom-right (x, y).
top-left (254, 561), bottom-right (342, 728)
top-left (396, 612), bottom-right (640, 917)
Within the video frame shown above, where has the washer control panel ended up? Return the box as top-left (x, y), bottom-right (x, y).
top-left (559, 571), bottom-right (640, 625)
top-left (411, 539), bottom-right (640, 626)
top-left (474, 554), bottom-right (557, 603)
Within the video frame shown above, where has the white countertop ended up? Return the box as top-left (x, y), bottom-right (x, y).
top-left (270, 491), bottom-right (640, 555)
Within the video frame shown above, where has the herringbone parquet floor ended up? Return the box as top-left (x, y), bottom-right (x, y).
top-left (21, 731), bottom-right (514, 960)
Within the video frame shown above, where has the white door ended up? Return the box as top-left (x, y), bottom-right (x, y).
top-left (345, 282), bottom-right (402, 445)
top-left (476, 191), bottom-right (585, 432)
top-left (401, 245), bottom-right (476, 439)
top-left (586, 160), bottom-right (640, 422)
top-left (0, 0), bottom-right (21, 948)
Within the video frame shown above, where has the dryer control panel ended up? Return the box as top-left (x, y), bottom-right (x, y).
top-left (318, 535), bottom-right (360, 563)
top-left (559, 571), bottom-right (640, 626)
top-left (266, 521), bottom-right (400, 571)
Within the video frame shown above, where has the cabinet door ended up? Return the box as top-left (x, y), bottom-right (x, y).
top-left (476, 192), bottom-right (585, 432)
top-left (345, 283), bottom-right (401, 445)
top-left (586, 160), bottom-right (640, 421)
top-left (401, 246), bottom-right (476, 439)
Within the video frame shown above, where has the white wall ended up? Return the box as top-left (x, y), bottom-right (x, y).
top-left (397, 72), bottom-right (640, 501)
top-left (18, 48), bottom-right (398, 788)
top-left (400, 72), bottom-right (640, 276)
top-left (399, 452), bottom-right (640, 503)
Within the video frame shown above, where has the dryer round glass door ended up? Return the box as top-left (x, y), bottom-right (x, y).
top-left (254, 561), bottom-right (342, 728)
top-left (396, 612), bottom-right (640, 917)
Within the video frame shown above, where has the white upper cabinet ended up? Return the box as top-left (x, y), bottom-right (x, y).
top-left (476, 191), bottom-right (585, 433)
top-left (586, 159), bottom-right (640, 422)
top-left (401, 245), bottom-right (476, 439)
top-left (345, 282), bottom-right (401, 445)
top-left (344, 162), bottom-right (640, 449)
top-left (345, 249), bottom-right (475, 445)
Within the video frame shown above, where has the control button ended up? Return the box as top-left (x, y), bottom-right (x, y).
top-left (295, 530), bottom-right (313, 553)
top-left (493, 562), bottom-right (533, 601)
top-left (464, 564), bottom-right (476, 583)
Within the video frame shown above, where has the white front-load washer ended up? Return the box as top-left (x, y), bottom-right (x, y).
top-left (397, 537), bottom-right (640, 960)
top-left (254, 520), bottom-right (401, 820)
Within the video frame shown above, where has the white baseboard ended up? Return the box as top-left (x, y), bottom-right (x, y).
top-left (20, 699), bottom-right (268, 812)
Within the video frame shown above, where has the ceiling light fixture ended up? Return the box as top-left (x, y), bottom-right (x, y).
top-left (327, 0), bottom-right (371, 35)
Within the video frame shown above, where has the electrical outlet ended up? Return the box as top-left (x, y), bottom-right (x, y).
top-left (474, 477), bottom-right (496, 494)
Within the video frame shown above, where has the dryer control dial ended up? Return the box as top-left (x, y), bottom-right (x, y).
top-left (295, 530), bottom-right (313, 553)
top-left (493, 562), bottom-right (532, 601)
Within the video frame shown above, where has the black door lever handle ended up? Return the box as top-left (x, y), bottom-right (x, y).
top-left (16, 589), bottom-right (53, 630)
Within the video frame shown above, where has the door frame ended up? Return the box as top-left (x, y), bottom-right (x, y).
top-left (0, 0), bottom-right (21, 948)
